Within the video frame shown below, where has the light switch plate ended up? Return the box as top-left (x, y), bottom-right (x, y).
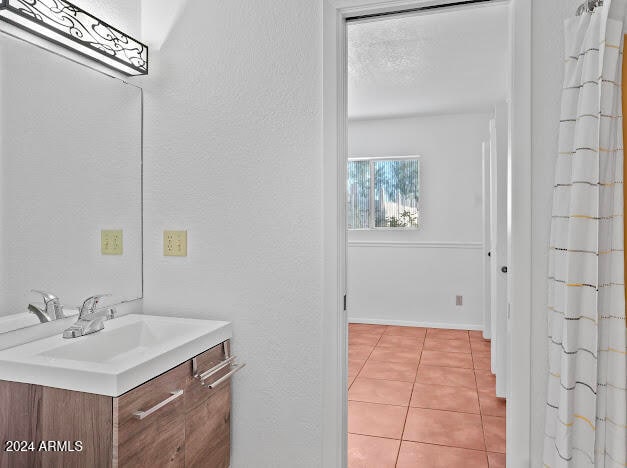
top-left (164, 230), bottom-right (187, 257)
top-left (101, 230), bottom-right (123, 255)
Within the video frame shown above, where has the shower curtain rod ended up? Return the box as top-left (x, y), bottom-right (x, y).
top-left (345, 0), bottom-right (499, 22)
top-left (576, 0), bottom-right (603, 15)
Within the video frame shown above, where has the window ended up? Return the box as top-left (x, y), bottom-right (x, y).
top-left (347, 157), bottom-right (420, 229)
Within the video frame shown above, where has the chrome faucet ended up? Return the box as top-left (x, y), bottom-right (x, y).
top-left (63, 294), bottom-right (116, 339)
top-left (28, 290), bottom-right (65, 323)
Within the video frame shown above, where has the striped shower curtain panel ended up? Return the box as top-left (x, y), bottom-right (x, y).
top-left (544, 3), bottom-right (627, 467)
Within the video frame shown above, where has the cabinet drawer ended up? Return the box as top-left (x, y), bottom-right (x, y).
top-left (185, 341), bottom-right (230, 412)
top-left (113, 363), bottom-right (188, 468)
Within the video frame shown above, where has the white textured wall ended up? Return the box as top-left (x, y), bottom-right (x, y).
top-left (72, 0), bottom-right (141, 38)
top-left (347, 113), bottom-right (489, 327)
top-left (530, 1), bottom-right (581, 465)
top-left (0, 32), bottom-right (142, 319)
top-left (140, 2), bottom-right (323, 467)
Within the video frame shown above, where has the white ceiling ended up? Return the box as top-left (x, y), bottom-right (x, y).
top-left (347, 4), bottom-right (509, 120)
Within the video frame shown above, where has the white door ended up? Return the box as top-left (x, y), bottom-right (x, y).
top-left (489, 102), bottom-right (509, 398)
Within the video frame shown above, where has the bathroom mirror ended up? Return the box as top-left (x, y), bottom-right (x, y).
top-left (0, 31), bottom-right (142, 334)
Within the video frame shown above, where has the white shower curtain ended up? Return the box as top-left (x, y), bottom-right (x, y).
top-left (544, 2), bottom-right (627, 467)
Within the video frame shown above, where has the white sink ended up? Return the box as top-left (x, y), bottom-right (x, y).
top-left (0, 314), bottom-right (232, 396)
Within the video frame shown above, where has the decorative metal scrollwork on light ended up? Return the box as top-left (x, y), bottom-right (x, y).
top-left (0, 0), bottom-right (148, 76)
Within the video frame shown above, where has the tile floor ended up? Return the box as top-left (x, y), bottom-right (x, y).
top-left (348, 324), bottom-right (506, 468)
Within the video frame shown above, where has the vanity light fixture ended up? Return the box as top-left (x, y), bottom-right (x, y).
top-left (0, 0), bottom-right (148, 75)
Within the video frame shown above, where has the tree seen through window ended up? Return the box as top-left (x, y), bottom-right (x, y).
top-left (347, 158), bottom-right (420, 229)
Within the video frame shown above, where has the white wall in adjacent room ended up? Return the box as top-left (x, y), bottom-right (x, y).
top-left (347, 112), bottom-right (490, 328)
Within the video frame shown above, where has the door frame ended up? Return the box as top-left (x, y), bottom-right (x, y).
top-left (322, 0), bottom-right (532, 466)
top-left (482, 140), bottom-right (492, 340)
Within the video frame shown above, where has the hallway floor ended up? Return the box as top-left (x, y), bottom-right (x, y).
top-left (348, 324), bottom-right (506, 468)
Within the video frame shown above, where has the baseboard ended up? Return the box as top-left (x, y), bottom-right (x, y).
top-left (348, 317), bottom-right (484, 331)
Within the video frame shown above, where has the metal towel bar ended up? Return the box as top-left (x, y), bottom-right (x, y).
top-left (195, 356), bottom-right (237, 383)
top-left (207, 363), bottom-right (246, 389)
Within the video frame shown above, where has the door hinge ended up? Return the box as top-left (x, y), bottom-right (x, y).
top-left (343, 294), bottom-right (347, 311)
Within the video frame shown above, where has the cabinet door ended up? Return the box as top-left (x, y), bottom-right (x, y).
top-left (39, 387), bottom-right (112, 468)
top-left (185, 382), bottom-right (230, 468)
top-left (113, 363), bottom-right (188, 468)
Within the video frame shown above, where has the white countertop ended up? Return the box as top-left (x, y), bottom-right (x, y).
top-left (0, 314), bottom-right (232, 397)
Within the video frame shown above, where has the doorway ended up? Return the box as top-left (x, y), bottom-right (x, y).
top-left (345, 4), bottom-right (507, 466)
top-left (321, 0), bottom-right (532, 467)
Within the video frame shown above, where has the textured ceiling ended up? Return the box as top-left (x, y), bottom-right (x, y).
top-left (348, 4), bottom-right (509, 119)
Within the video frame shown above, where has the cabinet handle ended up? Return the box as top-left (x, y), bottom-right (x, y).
top-left (207, 363), bottom-right (246, 389)
top-left (133, 390), bottom-right (184, 420)
top-left (196, 356), bottom-right (237, 383)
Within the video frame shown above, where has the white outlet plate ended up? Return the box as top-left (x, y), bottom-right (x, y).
top-left (164, 230), bottom-right (187, 257)
top-left (101, 230), bottom-right (123, 255)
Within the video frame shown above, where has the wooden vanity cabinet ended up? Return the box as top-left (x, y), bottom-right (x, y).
top-left (0, 340), bottom-right (234, 468)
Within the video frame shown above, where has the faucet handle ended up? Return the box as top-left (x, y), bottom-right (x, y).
top-left (29, 290), bottom-right (65, 321)
top-left (31, 290), bottom-right (59, 304)
top-left (79, 294), bottom-right (111, 317)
